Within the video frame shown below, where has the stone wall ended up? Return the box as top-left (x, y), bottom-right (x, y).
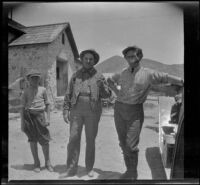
top-left (8, 29), bottom-right (78, 112)
top-left (9, 43), bottom-right (48, 84)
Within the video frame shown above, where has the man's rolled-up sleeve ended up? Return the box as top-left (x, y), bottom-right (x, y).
top-left (167, 74), bottom-right (184, 86)
top-left (150, 70), bottom-right (183, 86)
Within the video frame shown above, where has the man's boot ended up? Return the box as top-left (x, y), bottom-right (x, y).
top-left (59, 142), bottom-right (79, 178)
top-left (59, 164), bottom-right (77, 179)
top-left (120, 154), bottom-right (132, 179)
top-left (42, 143), bottom-right (54, 172)
top-left (30, 142), bottom-right (40, 173)
top-left (129, 151), bottom-right (139, 180)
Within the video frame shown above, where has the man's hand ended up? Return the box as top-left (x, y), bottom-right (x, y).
top-left (44, 112), bottom-right (50, 126)
top-left (97, 79), bottom-right (104, 88)
top-left (107, 77), bottom-right (119, 96)
top-left (176, 79), bottom-right (184, 87)
top-left (45, 121), bottom-right (50, 127)
top-left (107, 77), bottom-right (116, 89)
top-left (181, 79), bottom-right (184, 86)
top-left (63, 110), bottom-right (70, 124)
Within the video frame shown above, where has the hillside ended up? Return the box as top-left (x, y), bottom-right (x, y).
top-left (95, 55), bottom-right (184, 78)
top-left (95, 56), bottom-right (128, 74)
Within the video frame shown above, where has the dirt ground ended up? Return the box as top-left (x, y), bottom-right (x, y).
top-left (8, 99), bottom-right (170, 181)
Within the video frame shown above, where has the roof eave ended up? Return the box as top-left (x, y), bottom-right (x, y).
top-left (9, 42), bottom-right (50, 47)
top-left (65, 24), bottom-right (79, 59)
top-left (48, 23), bottom-right (69, 46)
top-left (8, 25), bottom-right (26, 34)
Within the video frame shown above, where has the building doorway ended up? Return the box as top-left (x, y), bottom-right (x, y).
top-left (56, 57), bottom-right (68, 96)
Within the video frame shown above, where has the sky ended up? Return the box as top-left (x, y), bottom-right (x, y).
top-left (9, 2), bottom-right (184, 65)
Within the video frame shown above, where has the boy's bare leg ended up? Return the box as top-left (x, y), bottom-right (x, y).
top-left (42, 143), bottom-right (54, 172)
top-left (30, 142), bottom-right (40, 172)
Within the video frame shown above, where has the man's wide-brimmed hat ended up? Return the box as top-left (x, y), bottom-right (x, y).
top-left (122, 45), bottom-right (142, 56)
top-left (80, 49), bottom-right (100, 65)
top-left (26, 69), bottom-right (41, 78)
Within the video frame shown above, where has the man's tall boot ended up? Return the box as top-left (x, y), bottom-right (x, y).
top-left (42, 143), bottom-right (54, 172)
top-left (30, 142), bottom-right (40, 173)
top-left (59, 154), bottom-right (78, 178)
top-left (129, 151), bottom-right (139, 180)
top-left (59, 163), bottom-right (77, 179)
top-left (120, 154), bottom-right (131, 179)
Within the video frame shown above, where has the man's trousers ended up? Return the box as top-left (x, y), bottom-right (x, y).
top-left (66, 96), bottom-right (101, 172)
top-left (114, 101), bottom-right (144, 178)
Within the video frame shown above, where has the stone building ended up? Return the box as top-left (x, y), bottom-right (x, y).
top-left (8, 19), bottom-right (81, 110)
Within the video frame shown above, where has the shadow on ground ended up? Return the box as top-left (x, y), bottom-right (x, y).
top-left (145, 147), bottom-right (167, 180)
top-left (93, 167), bottom-right (121, 179)
top-left (52, 165), bottom-right (121, 179)
top-left (11, 164), bottom-right (121, 179)
top-left (145, 125), bottom-right (159, 133)
top-left (11, 164), bottom-right (49, 171)
top-left (11, 164), bottom-right (36, 171)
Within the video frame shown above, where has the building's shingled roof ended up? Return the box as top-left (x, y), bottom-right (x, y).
top-left (9, 22), bottom-right (68, 46)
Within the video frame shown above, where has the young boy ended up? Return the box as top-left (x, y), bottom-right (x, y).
top-left (20, 69), bottom-right (53, 173)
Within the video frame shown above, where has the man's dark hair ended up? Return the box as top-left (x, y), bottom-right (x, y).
top-left (122, 46), bottom-right (143, 60)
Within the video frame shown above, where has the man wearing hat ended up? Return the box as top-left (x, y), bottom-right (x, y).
top-left (60, 49), bottom-right (112, 178)
top-left (20, 69), bottom-right (54, 173)
top-left (107, 46), bottom-right (184, 179)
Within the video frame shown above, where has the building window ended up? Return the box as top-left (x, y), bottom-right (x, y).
top-left (56, 67), bottom-right (60, 79)
top-left (62, 33), bottom-right (65, 45)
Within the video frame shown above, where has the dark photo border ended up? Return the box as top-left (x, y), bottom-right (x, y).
top-left (1, 2), bottom-right (199, 184)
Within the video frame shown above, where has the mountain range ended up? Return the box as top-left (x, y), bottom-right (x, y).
top-left (95, 55), bottom-right (184, 78)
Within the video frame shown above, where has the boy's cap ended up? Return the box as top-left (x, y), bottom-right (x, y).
top-left (26, 69), bottom-right (41, 78)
